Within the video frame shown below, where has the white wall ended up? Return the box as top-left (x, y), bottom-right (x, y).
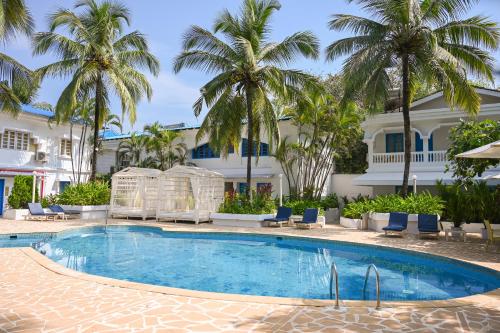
top-left (0, 111), bottom-right (91, 212)
top-left (330, 174), bottom-right (373, 199)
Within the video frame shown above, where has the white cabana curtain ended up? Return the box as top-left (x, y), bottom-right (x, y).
top-left (110, 167), bottom-right (162, 220)
top-left (156, 166), bottom-right (224, 224)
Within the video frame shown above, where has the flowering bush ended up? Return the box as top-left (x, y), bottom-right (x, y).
top-left (218, 189), bottom-right (275, 214)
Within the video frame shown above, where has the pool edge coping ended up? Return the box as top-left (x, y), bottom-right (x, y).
top-left (13, 229), bottom-right (500, 309)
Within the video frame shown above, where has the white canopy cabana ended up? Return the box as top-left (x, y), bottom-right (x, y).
top-left (456, 140), bottom-right (500, 159)
top-left (156, 166), bottom-right (224, 224)
top-left (110, 167), bottom-right (162, 220)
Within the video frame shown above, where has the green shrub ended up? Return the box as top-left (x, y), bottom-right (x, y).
top-left (437, 180), bottom-right (500, 227)
top-left (57, 181), bottom-right (110, 206)
top-left (8, 175), bottom-right (38, 209)
top-left (342, 193), bottom-right (444, 219)
top-left (41, 194), bottom-right (59, 208)
top-left (320, 193), bottom-right (339, 210)
top-left (342, 200), bottom-right (368, 219)
top-left (284, 199), bottom-right (324, 216)
top-left (218, 190), bottom-right (275, 214)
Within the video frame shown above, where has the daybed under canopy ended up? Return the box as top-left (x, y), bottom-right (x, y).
top-left (110, 167), bottom-right (162, 220)
top-left (156, 165), bottom-right (224, 224)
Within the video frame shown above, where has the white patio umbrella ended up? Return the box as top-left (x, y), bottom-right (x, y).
top-left (456, 140), bottom-right (500, 159)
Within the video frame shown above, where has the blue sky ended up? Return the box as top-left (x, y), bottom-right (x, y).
top-left (4, 0), bottom-right (500, 131)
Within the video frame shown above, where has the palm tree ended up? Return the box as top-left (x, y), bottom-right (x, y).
top-left (0, 0), bottom-right (35, 114)
top-left (33, 0), bottom-right (160, 181)
top-left (174, 0), bottom-right (319, 197)
top-left (326, 0), bottom-right (499, 196)
top-left (117, 132), bottom-right (147, 167)
top-left (143, 121), bottom-right (184, 170)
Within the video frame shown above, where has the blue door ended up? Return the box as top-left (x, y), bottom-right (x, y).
top-left (0, 179), bottom-right (5, 216)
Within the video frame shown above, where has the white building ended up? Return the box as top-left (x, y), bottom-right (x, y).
top-left (355, 87), bottom-right (500, 194)
top-left (0, 106), bottom-right (91, 215)
top-left (98, 119), bottom-right (302, 196)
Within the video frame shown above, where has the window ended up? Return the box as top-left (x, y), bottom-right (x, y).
top-left (415, 133), bottom-right (434, 152)
top-left (238, 182), bottom-right (248, 194)
top-left (59, 139), bottom-right (72, 156)
top-left (1, 130), bottom-right (29, 151)
top-left (224, 182), bottom-right (234, 193)
top-left (59, 181), bottom-right (71, 193)
top-left (192, 143), bottom-right (220, 159)
top-left (242, 138), bottom-right (269, 157)
top-left (385, 133), bottom-right (404, 153)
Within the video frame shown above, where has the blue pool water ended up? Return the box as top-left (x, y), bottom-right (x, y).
top-left (2, 226), bottom-right (499, 301)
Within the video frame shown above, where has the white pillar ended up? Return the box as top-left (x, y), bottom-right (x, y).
top-left (31, 172), bottom-right (37, 203)
top-left (412, 175), bottom-right (417, 194)
top-left (365, 139), bottom-right (374, 169)
top-left (278, 174), bottom-right (283, 207)
top-left (423, 136), bottom-right (429, 162)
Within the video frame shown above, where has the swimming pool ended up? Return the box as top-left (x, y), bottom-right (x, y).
top-left (2, 225), bottom-right (499, 301)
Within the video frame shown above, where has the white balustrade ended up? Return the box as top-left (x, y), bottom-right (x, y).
top-left (372, 151), bottom-right (447, 165)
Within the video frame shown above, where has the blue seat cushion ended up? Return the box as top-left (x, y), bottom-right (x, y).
top-left (383, 225), bottom-right (406, 231)
top-left (264, 217), bottom-right (289, 222)
top-left (419, 228), bottom-right (439, 233)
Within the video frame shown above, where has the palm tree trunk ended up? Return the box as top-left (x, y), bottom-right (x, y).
top-left (245, 88), bottom-right (254, 200)
top-left (90, 75), bottom-right (103, 181)
top-left (401, 53), bottom-right (411, 197)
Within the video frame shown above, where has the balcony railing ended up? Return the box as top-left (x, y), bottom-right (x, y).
top-left (372, 150), bottom-right (447, 165)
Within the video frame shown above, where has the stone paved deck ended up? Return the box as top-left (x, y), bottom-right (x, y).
top-left (0, 219), bottom-right (499, 332)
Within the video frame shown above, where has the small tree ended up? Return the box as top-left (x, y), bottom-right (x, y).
top-left (446, 119), bottom-right (500, 182)
top-left (8, 176), bottom-right (39, 209)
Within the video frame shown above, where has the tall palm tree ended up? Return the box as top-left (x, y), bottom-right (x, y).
top-left (33, 0), bottom-right (160, 181)
top-left (117, 132), bottom-right (147, 168)
top-left (174, 0), bottom-right (319, 197)
top-left (0, 0), bottom-right (35, 114)
top-left (326, 0), bottom-right (499, 196)
top-left (143, 121), bottom-right (184, 170)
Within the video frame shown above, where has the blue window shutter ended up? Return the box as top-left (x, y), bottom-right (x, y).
top-left (415, 132), bottom-right (423, 152)
top-left (242, 138), bottom-right (248, 157)
top-left (429, 134), bottom-right (434, 151)
top-left (386, 133), bottom-right (404, 153)
top-left (238, 183), bottom-right (247, 194)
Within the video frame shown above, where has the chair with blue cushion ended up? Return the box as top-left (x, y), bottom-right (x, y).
top-left (382, 212), bottom-right (408, 236)
top-left (264, 206), bottom-right (292, 227)
top-left (49, 205), bottom-right (81, 220)
top-left (417, 214), bottom-right (440, 239)
top-left (26, 203), bottom-right (58, 221)
top-left (295, 208), bottom-right (320, 229)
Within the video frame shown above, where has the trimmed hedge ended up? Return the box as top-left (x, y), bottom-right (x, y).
top-left (343, 193), bottom-right (444, 219)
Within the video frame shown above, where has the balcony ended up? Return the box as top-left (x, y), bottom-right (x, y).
top-left (372, 150), bottom-right (447, 166)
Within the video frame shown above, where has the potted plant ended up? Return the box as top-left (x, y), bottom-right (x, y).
top-left (437, 181), bottom-right (467, 236)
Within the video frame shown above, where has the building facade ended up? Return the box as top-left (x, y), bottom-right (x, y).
top-left (98, 119), bottom-right (303, 197)
top-left (354, 87), bottom-right (500, 194)
top-left (0, 106), bottom-right (91, 215)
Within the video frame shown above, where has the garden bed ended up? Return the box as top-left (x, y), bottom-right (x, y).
top-left (210, 213), bottom-right (275, 228)
top-left (60, 205), bottom-right (109, 220)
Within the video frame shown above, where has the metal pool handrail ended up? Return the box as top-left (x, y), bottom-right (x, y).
top-left (329, 262), bottom-right (340, 308)
top-left (362, 264), bottom-right (381, 309)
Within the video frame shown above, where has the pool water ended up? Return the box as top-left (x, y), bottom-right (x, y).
top-left (2, 226), bottom-right (499, 301)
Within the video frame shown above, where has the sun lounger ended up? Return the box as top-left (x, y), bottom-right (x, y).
top-left (382, 212), bottom-right (408, 236)
top-left (49, 205), bottom-right (81, 220)
top-left (418, 214), bottom-right (440, 239)
top-left (264, 206), bottom-right (292, 227)
top-left (26, 203), bottom-right (58, 221)
top-left (295, 208), bottom-right (320, 229)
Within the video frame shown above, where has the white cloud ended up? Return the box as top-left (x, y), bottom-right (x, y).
top-left (148, 72), bottom-right (200, 108)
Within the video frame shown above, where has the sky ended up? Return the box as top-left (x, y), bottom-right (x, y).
top-left (4, 0), bottom-right (500, 132)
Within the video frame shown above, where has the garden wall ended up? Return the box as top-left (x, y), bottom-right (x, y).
top-left (330, 174), bottom-right (373, 199)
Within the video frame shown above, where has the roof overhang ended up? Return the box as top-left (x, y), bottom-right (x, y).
top-left (214, 168), bottom-right (275, 179)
